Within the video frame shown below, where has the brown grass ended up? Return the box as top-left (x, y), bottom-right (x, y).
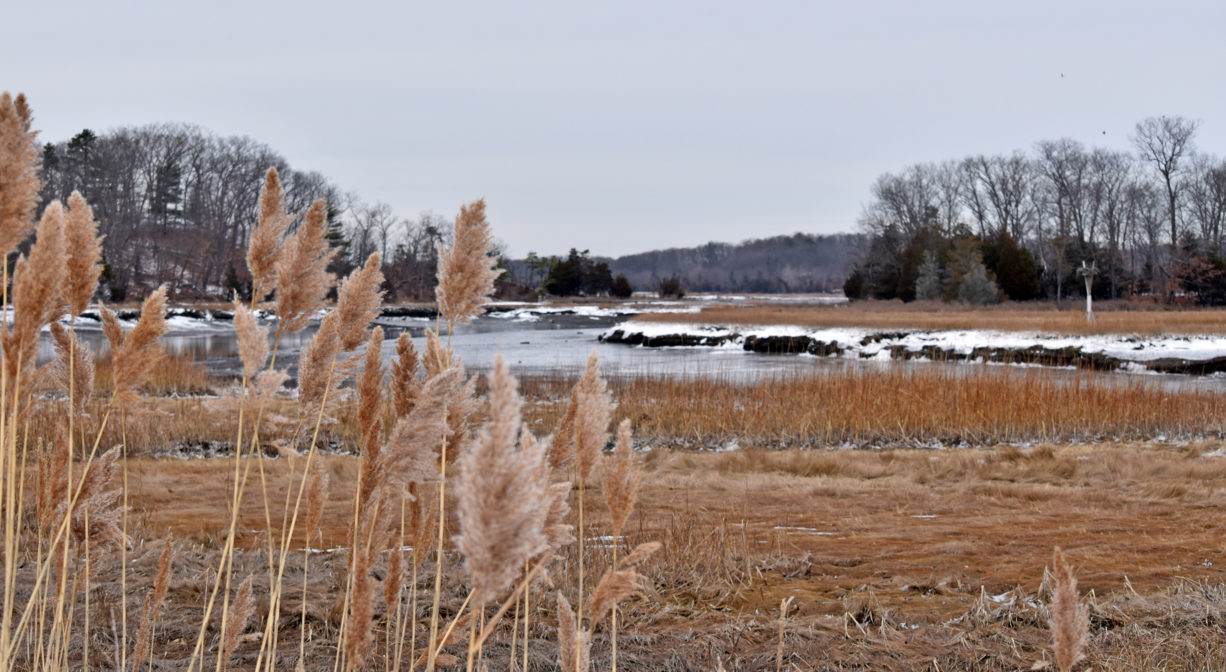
top-left (518, 366), bottom-right (1226, 449)
top-left (632, 300), bottom-right (1226, 335)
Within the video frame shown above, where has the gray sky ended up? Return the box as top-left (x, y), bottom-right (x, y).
top-left (4, 1), bottom-right (1223, 258)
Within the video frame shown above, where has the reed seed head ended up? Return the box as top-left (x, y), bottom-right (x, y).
top-left (0, 91), bottom-right (41, 259)
top-left (435, 198), bottom-right (497, 326)
top-left (64, 190), bottom-right (104, 316)
top-left (249, 167), bottom-right (292, 301)
top-left (1049, 547), bottom-right (1089, 672)
top-left (456, 355), bottom-right (548, 607)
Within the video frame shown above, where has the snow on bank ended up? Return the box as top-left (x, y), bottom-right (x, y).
top-left (600, 320), bottom-right (1226, 373)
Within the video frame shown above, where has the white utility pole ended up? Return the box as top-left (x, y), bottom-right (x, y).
top-left (1076, 260), bottom-right (1098, 322)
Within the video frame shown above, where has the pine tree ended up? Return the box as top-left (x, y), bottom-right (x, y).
top-left (958, 262), bottom-right (999, 305)
top-left (914, 251), bottom-right (945, 301)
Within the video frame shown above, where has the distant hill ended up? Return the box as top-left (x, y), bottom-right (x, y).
top-left (607, 232), bottom-right (863, 294)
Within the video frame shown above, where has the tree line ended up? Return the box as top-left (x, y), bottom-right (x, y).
top-left (36, 123), bottom-right (483, 302)
top-left (846, 116), bottom-right (1226, 305)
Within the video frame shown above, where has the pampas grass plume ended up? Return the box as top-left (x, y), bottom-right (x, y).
top-left (111, 286), bottom-right (168, 407)
top-left (548, 394), bottom-right (577, 470)
top-left (556, 593), bottom-right (589, 672)
top-left (222, 575), bottom-right (255, 664)
top-left (132, 538), bottom-right (175, 672)
top-left (304, 456), bottom-right (329, 546)
top-left (1049, 547), bottom-right (1089, 672)
top-left (456, 355), bottom-right (547, 607)
top-left (275, 198), bottom-right (336, 334)
top-left (49, 322), bottom-right (94, 422)
top-left (296, 312), bottom-right (341, 422)
top-left (248, 167), bottom-right (292, 301)
top-left (602, 419), bottom-right (641, 536)
top-left (4, 200), bottom-right (67, 387)
top-left (64, 190), bottom-right (104, 315)
top-left (389, 333), bottom-right (420, 417)
top-left (573, 351), bottom-right (614, 484)
top-left (435, 198), bottom-right (497, 326)
top-left (586, 569), bottom-right (645, 626)
top-left (335, 252), bottom-right (385, 352)
top-left (0, 91), bottom-right (41, 259)
top-left (233, 300), bottom-right (269, 382)
top-left (381, 366), bottom-right (460, 490)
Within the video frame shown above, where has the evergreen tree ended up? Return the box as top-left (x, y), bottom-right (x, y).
top-left (958, 262), bottom-right (1000, 305)
top-left (914, 250), bottom-right (945, 301)
top-left (610, 274), bottom-right (633, 298)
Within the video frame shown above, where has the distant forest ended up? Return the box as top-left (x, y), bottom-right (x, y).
top-left (845, 116), bottom-right (1226, 305)
top-left (607, 233), bottom-right (859, 294)
top-left (36, 123), bottom-right (461, 302)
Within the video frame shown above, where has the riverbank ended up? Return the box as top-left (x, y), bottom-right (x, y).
top-left (601, 320), bottom-right (1226, 375)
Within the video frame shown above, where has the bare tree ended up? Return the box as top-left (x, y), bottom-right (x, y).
top-left (1185, 154), bottom-right (1226, 255)
top-left (1132, 116), bottom-right (1199, 249)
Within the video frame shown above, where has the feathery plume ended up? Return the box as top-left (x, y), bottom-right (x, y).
top-left (548, 394), bottom-right (578, 469)
top-left (586, 569), bottom-right (646, 626)
top-left (71, 446), bottom-right (125, 556)
top-left (556, 593), bottom-right (590, 672)
top-left (389, 333), bottom-right (420, 417)
top-left (355, 327), bottom-right (386, 518)
top-left (358, 327), bottom-right (385, 451)
top-left (100, 303), bottom-right (125, 350)
top-left (248, 167), bottom-right (293, 301)
top-left (456, 355), bottom-right (548, 607)
top-left (132, 539), bottom-right (175, 672)
top-left (381, 366), bottom-right (461, 490)
top-left (64, 191), bottom-right (104, 315)
top-left (3, 200), bottom-right (67, 388)
top-left (304, 456), bottom-right (329, 547)
top-left (573, 351), bottom-right (614, 483)
top-left (275, 198), bottom-right (336, 334)
top-left (540, 481), bottom-right (575, 565)
top-left (296, 311), bottom-right (341, 423)
top-left (111, 286), bottom-right (168, 407)
top-left (435, 198), bottom-right (497, 326)
top-left (233, 300), bottom-right (270, 382)
top-left (335, 252), bottom-right (385, 351)
top-left (602, 419), bottom-right (641, 536)
top-left (0, 91), bottom-right (41, 258)
top-left (222, 575), bottom-right (255, 664)
top-left (1049, 547), bottom-right (1089, 672)
top-left (443, 374), bottom-right (478, 465)
top-left (409, 488), bottom-right (437, 571)
top-left (422, 329), bottom-right (455, 377)
top-left (384, 543), bottom-right (405, 616)
top-left (616, 541), bottom-right (661, 570)
top-left (49, 322), bottom-right (94, 422)
top-left (37, 430), bottom-right (70, 534)
top-left (346, 493), bottom-right (394, 671)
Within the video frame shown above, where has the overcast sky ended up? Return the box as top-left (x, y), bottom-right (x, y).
top-left (3, 1), bottom-right (1223, 258)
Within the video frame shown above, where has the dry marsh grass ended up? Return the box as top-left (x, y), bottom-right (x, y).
top-left (633, 300), bottom-right (1226, 335)
top-left (519, 366), bottom-right (1226, 449)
